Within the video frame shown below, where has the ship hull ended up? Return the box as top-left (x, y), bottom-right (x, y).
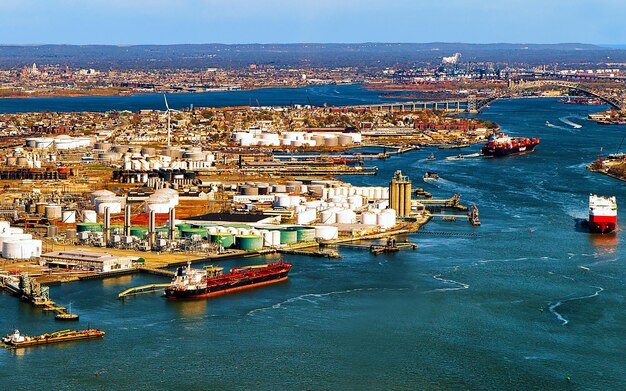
top-left (588, 215), bottom-right (617, 234)
top-left (165, 271), bottom-right (290, 299)
top-left (482, 144), bottom-right (537, 156)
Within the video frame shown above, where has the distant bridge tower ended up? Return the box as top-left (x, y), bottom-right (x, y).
top-left (467, 95), bottom-right (477, 113)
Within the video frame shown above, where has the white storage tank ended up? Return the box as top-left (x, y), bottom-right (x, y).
top-left (314, 226), bottom-right (339, 240)
top-left (91, 190), bottom-right (115, 205)
top-left (271, 230), bottom-right (281, 247)
top-left (274, 194), bottom-right (291, 208)
top-left (261, 230), bottom-right (272, 247)
top-left (62, 210), bottom-right (76, 224)
top-left (320, 209), bottom-right (337, 224)
top-left (347, 195), bottom-right (363, 209)
top-left (83, 210), bottom-right (97, 223)
top-left (289, 195), bottom-right (301, 207)
top-left (336, 209), bottom-right (356, 224)
top-left (361, 211), bottom-right (377, 225)
top-left (296, 209), bottom-right (317, 225)
top-left (22, 239), bottom-right (42, 258)
top-left (377, 209), bottom-right (397, 229)
top-left (0, 233), bottom-right (32, 248)
top-left (95, 197), bottom-right (122, 214)
top-left (374, 187), bottom-right (383, 200)
top-left (145, 196), bottom-right (171, 213)
top-left (2, 240), bottom-right (24, 259)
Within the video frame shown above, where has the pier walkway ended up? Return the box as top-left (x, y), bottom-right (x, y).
top-left (118, 283), bottom-right (170, 300)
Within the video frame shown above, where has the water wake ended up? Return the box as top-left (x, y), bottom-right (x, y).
top-left (426, 274), bottom-right (470, 292)
top-left (246, 287), bottom-right (406, 316)
top-left (548, 285), bottom-right (604, 325)
top-left (559, 116), bottom-right (583, 129)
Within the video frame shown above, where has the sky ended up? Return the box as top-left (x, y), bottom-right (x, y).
top-left (0, 0), bottom-right (624, 45)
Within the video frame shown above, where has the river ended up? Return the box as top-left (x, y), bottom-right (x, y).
top-left (1, 95), bottom-right (625, 390)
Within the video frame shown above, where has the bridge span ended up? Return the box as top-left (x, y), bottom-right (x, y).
top-left (346, 80), bottom-right (624, 113)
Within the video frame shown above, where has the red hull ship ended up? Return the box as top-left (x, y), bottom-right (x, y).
top-left (481, 133), bottom-right (540, 156)
top-left (588, 194), bottom-right (617, 234)
top-left (165, 261), bottom-right (292, 299)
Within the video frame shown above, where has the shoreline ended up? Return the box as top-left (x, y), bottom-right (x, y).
top-left (0, 82), bottom-right (347, 101)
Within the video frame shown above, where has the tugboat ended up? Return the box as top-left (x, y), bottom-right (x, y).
top-left (588, 194), bottom-right (617, 234)
top-left (165, 260), bottom-right (292, 299)
top-left (481, 132), bottom-right (540, 156)
top-left (2, 329), bottom-right (105, 349)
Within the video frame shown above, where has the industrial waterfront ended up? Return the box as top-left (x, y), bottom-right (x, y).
top-left (1, 95), bottom-right (624, 389)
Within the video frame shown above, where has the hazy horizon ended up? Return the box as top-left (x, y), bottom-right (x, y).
top-left (2, 0), bottom-right (625, 45)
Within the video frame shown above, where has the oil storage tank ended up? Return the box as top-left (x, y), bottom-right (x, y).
top-left (210, 232), bottom-right (235, 248)
top-left (236, 235), bottom-right (263, 251)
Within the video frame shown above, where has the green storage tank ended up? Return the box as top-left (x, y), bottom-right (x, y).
top-left (130, 226), bottom-right (149, 238)
top-left (156, 227), bottom-right (170, 234)
top-left (236, 235), bottom-right (263, 251)
top-left (210, 232), bottom-right (235, 248)
top-left (176, 224), bottom-right (191, 232)
top-left (295, 227), bottom-right (316, 242)
top-left (76, 222), bottom-right (103, 232)
top-left (280, 229), bottom-right (298, 245)
top-left (181, 228), bottom-right (209, 239)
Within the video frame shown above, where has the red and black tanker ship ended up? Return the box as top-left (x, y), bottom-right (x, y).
top-left (481, 133), bottom-right (540, 156)
top-left (165, 261), bottom-right (292, 299)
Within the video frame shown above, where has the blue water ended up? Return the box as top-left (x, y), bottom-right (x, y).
top-left (0, 84), bottom-right (400, 114)
top-left (2, 97), bottom-right (626, 389)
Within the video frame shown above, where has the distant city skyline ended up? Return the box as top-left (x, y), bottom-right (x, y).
top-left (1, 0), bottom-right (625, 45)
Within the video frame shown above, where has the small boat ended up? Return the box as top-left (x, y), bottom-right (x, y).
top-left (445, 154), bottom-right (464, 161)
top-left (423, 171), bottom-right (440, 181)
top-left (427, 153), bottom-right (435, 161)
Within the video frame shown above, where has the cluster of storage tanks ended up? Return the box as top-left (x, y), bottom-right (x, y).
top-left (0, 221), bottom-right (42, 260)
top-left (176, 224), bottom-right (338, 251)
top-left (25, 135), bottom-right (92, 150)
top-left (4, 153), bottom-right (47, 169)
top-left (270, 183), bottom-right (396, 229)
top-left (233, 130), bottom-right (361, 147)
top-left (95, 144), bottom-right (214, 171)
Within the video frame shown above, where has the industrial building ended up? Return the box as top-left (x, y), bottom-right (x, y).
top-left (41, 250), bottom-right (134, 272)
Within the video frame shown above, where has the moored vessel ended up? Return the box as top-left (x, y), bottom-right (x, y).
top-left (588, 194), bottom-right (617, 234)
top-left (2, 328), bottom-right (105, 349)
top-left (481, 132), bottom-right (540, 156)
top-left (165, 261), bottom-right (292, 299)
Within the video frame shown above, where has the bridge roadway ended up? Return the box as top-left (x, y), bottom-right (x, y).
top-left (346, 80), bottom-right (625, 113)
